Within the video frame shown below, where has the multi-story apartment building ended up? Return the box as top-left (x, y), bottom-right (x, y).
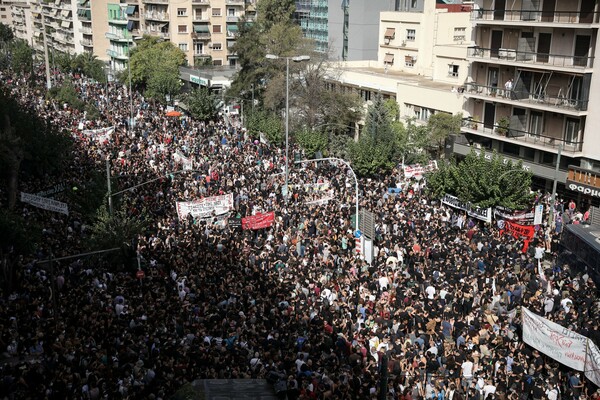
top-left (0, 0), bottom-right (13, 26)
top-left (296, 0), bottom-right (393, 61)
top-left (7, 1), bottom-right (31, 43)
top-left (325, 1), bottom-right (471, 134)
top-left (4, 0), bottom-right (253, 71)
top-left (460, 0), bottom-right (600, 195)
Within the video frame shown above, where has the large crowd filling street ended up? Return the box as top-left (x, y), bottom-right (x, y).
top-left (1, 67), bottom-right (600, 400)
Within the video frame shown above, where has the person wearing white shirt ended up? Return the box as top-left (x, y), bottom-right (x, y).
top-left (425, 284), bottom-right (436, 300)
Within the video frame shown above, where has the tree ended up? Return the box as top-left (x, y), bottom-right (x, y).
top-left (9, 39), bottom-right (33, 75)
top-left (348, 95), bottom-right (398, 175)
top-left (398, 118), bottom-right (430, 165)
top-left (0, 89), bottom-right (73, 209)
top-left (128, 35), bottom-right (186, 101)
top-left (427, 112), bottom-right (462, 158)
top-left (293, 128), bottom-right (328, 157)
top-left (246, 110), bottom-right (283, 144)
top-left (426, 149), bottom-right (534, 209)
top-left (47, 79), bottom-right (85, 110)
top-left (0, 22), bottom-right (14, 43)
top-left (186, 87), bottom-right (219, 122)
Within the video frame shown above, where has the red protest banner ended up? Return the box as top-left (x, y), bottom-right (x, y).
top-left (499, 220), bottom-right (535, 253)
top-left (242, 212), bottom-right (275, 230)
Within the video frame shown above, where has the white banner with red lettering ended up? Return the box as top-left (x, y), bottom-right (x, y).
top-left (176, 193), bottom-right (233, 220)
top-left (403, 161), bottom-right (438, 179)
top-left (522, 307), bottom-right (588, 371)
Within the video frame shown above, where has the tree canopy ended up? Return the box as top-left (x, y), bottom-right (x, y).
top-left (128, 36), bottom-right (186, 101)
top-left (0, 22), bottom-right (14, 43)
top-left (186, 87), bottom-right (219, 122)
top-left (426, 149), bottom-right (534, 209)
top-left (9, 39), bottom-right (33, 75)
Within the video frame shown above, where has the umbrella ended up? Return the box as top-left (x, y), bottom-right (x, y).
top-left (165, 110), bottom-right (182, 117)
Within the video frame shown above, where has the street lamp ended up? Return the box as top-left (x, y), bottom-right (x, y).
top-left (295, 157), bottom-right (359, 234)
top-left (265, 53), bottom-right (311, 203)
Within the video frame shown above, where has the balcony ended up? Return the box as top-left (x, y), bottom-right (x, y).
top-left (193, 15), bottom-right (209, 22)
top-left (226, 0), bottom-right (244, 4)
top-left (109, 17), bottom-right (129, 25)
top-left (107, 49), bottom-right (129, 60)
top-left (467, 46), bottom-right (594, 70)
top-left (194, 52), bottom-right (210, 57)
top-left (192, 0), bottom-right (210, 3)
top-left (142, 0), bottom-right (169, 3)
top-left (128, 12), bottom-right (140, 20)
top-left (145, 11), bottom-right (169, 21)
top-left (80, 39), bottom-right (93, 47)
top-left (464, 82), bottom-right (588, 114)
top-left (461, 118), bottom-right (583, 153)
top-left (192, 32), bottom-right (211, 39)
top-left (226, 16), bottom-right (239, 23)
top-left (79, 27), bottom-right (92, 34)
top-left (144, 30), bottom-right (170, 39)
top-left (471, 9), bottom-right (600, 25)
top-left (105, 32), bottom-right (132, 42)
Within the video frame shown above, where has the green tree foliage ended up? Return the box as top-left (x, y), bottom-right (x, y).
top-left (348, 95), bottom-right (399, 175)
top-left (70, 53), bottom-right (107, 83)
top-left (293, 128), bottom-right (328, 157)
top-left (186, 87), bottom-right (218, 122)
top-left (47, 79), bottom-right (85, 110)
top-left (398, 118), bottom-right (430, 165)
top-left (9, 38), bottom-right (33, 75)
top-left (0, 22), bottom-right (14, 43)
top-left (426, 149), bottom-right (534, 209)
top-left (384, 98), bottom-right (400, 121)
top-left (87, 204), bottom-right (148, 269)
top-left (128, 36), bottom-right (186, 101)
top-left (427, 112), bottom-right (462, 158)
top-left (246, 110), bottom-right (283, 144)
top-left (0, 89), bottom-right (73, 209)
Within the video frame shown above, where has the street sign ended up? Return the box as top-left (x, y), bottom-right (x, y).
top-left (136, 270), bottom-right (145, 279)
top-left (354, 230), bottom-right (362, 238)
top-left (359, 209), bottom-right (376, 239)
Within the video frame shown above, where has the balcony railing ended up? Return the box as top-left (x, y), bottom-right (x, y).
top-left (142, 0), bottom-right (169, 4)
top-left (226, 0), bottom-right (244, 4)
top-left (468, 46), bottom-right (594, 69)
top-left (461, 118), bottom-right (583, 152)
top-left (192, 32), bottom-right (211, 39)
top-left (464, 82), bottom-right (588, 111)
top-left (226, 16), bottom-right (239, 22)
top-left (194, 15), bottom-right (209, 21)
top-left (192, 0), bottom-right (210, 3)
top-left (145, 11), bottom-right (169, 21)
top-left (471, 9), bottom-right (600, 24)
top-left (80, 39), bottom-right (93, 47)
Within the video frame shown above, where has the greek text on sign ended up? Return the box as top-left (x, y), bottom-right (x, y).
top-left (20, 192), bottom-right (69, 216)
top-left (176, 193), bottom-right (234, 220)
top-left (566, 181), bottom-right (600, 198)
top-left (441, 194), bottom-right (492, 223)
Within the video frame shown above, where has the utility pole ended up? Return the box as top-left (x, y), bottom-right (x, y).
top-left (39, 0), bottom-right (51, 89)
top-left (106, 157), bottom-right (113, 215)
top-left (548, 143), bottom-right (563, 227)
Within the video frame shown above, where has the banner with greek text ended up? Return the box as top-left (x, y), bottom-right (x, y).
top-left (305, 196), bottom-right (333, 205)
top-left (522, 307), bottom-right (587, 371)
top-left (176, 193), bottom-right (234, 220)
top-left (403, 161), bottom-right (438, 179)
top-left (242, 212), bottom-right (275, 230)
top-left (35, 182), bottom-right (67, 198)
top-left (173, 151), bottom-right (193, 170)
top-left (82, 126), bottom-right (114, 143)
top-left (493, 205), bottom-right (535, 225)
top-left (585, 341), bottom-right (600, 388)
top-left (20, 192), bottom-right (69, 216)
top-left (441, 194), bottom-right (492, 223)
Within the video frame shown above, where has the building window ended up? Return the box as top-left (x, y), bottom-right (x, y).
top-left (195, 43), bottom-right (204, 54)
top-left (177, 8), bottom-right (187, 17)
top-left (454, 27), bottom-right (466, 42)
top-left (212, 8), bottom-right (221, 16)
top-left (411, 0), bottom-right (418, 7)
top-left (213, 59), bottom-right (222, 66)
top-left (228, 8), bottom-right (235, 16)
top-left (178, 25), bottom-right (188, 34)
top-left (405, 55), bottom-right (415, 67)
top-left (406, 29), bottom-right (416, 41)
top-left (564, 118), bottom-right (580, 145)
top-left (448, 64), bottom-right (459, 77)
top-left (384, 53), bottom-right (394, 65)
top-left (213, 25), bottom-right (221, 33)
top-left (421, 107), bottom-right (434, 121)
top-left (179, 43), bottom-right (188, 52)
top-left (212, 42), bottom-right (222, 51)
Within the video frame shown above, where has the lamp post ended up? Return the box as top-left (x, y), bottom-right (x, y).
top-left (265, 54), bottom-right (311, 203)
top-left (548, 143), bottom-right (563, 227)
top-left (127, 32), bottom-right (134, 131)
top-left (295, 157), bottom-right (359, 234)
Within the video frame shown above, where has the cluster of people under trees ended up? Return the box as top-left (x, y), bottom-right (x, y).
top-left (1, 66), bottom-right (599, 400)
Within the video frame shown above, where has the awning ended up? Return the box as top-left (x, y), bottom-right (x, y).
top-left (226, 23), bottom-right (238, 32)
top-left (126, 6), bottom-right (136, 15)
top-left (61, 9), bottom-right (71, 17)
top-left (61, 20), bottom-right (71, 28)
top-left (127, 20), bottom-right (134, 30)
top-left (193, 23), bottom-right (210, 33)
top-left (384, 53), bottom-right (394, 64)
top-left (405, 55), bottom-right (415, 62)
top-left (384, 28), bottom-right (395, 38)
top-left (34, 31), bottom-right (42, 37)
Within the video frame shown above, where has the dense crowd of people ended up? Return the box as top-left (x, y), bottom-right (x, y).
top-left (1, 66), bottom-right (599, 400)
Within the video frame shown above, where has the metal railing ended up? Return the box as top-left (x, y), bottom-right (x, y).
top-left (142, 0), bottom-right (168, 4)
top-left (468, 46), bottom-right (593, 69)
top-left (464, 82), bottom-right (588, 111)
top-left (471, 9), bottom-right (600, 24)
top-left (461, 118), bottom-right (583, 152)
top-left (144, 11), bottom-right (169, 21)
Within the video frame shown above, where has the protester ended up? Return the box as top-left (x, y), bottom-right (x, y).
top-left (0, 66), bottom-right (598, 400)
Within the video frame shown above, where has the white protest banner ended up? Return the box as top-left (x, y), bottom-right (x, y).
top-left (534, 204), bottom-right (544, 225)
top-left (493, 206), bottom-right (535, 225)
top-left (20, 192), bottom-right (69, 216)
top-left (82, 126), bottom-right (114, 143)
top-left (305, 196), bottom-right (333, 205)
top-left (522, 307), bottom-right (587, 371)
top-left (176, 193), bottom-right (234, 220)
top-left (259, 132), bottom-right (269, 144)
top-left (403, 161), bottom-right (438, 179)
top-left (441, 194), bottom-right (492, 224)
top-left (585, 340), bottom-right (600, 388)
top-left (173, 152), bottom-right (193, 170)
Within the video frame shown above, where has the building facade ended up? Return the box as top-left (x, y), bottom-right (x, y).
top-left (326, 1), bottom-right (471, 132)
top-left (297, 0), bottom-right (393, 61)
top-left (460, 0), bottom-right (600, 193)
